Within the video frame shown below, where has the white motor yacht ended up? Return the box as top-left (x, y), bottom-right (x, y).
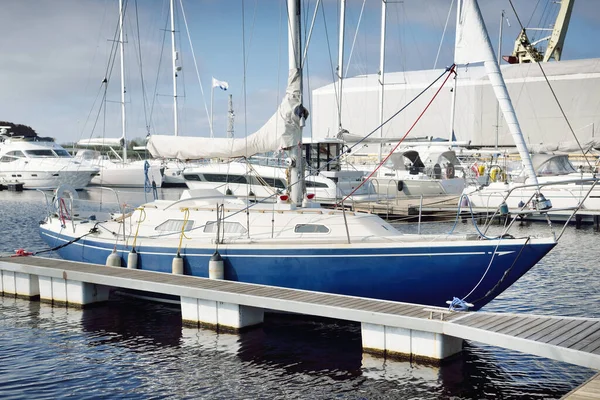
top-left (0, 131), bottom-right (98, 190)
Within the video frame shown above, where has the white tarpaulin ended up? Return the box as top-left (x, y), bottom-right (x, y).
top-left (148, 69), bottom-right (305, 160)
top-left (528, 139), bottom-right (600, 154)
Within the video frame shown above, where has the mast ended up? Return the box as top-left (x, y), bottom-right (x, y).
top-left (449, 73), bottom-right (457, 144)
top-left (170, 0), bottom-right (179, 136)
top-left (288, 0), bottom-right (304, 206)
top-left (119, 0), bottom-right (127, 162)
top-left (455, 0), bottom-right (538, 186)
top-left (227, 94), bottom-right (234, 138)
top-left (336, 0), bottom-right (346, 135)
top-left (494, 9), bottom-right (505, 149)
top-left (377, 0), bottom-right (387, 162)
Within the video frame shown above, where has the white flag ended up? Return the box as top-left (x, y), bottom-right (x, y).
top-left (212, 77), bottom-right (229, 91)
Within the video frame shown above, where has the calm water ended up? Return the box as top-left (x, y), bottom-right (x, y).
top-left (1, 188), bottom-right (598, 399)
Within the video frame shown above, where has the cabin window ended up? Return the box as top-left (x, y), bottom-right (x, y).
top-left (53, 149), bottom-right (71, 157)
top-left (204, 221), bottom-right (247, 234)
top-left (294, 224), bottom-right (330, 233)
top-left (1, 151), bottom-right (25, 162)
top-left (203, 173), bottom-right (248, 184)
top-left (249, 176), bottom-right (286, 189)
top-left (305, 180), bottom-right (329, 188)
top-left (155, 219), bottom-right (194, 232)
top-left (184, 174), bottom-right (201, 181)
top-left (25, 149), bottom-right (55, 157)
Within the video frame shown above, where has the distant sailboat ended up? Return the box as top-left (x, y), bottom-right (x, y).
top-left (76, 0), bottom-right (163, 188)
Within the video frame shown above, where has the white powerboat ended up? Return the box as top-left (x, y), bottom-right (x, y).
top-left (182, 159), bottom-right (377, 205)
top-left (0, 131), bottom-right (98, 190)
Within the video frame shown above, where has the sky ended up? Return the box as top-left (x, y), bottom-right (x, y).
top-left (1, 0), bottom-right (599, 145)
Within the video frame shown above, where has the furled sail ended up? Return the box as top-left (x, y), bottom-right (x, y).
top-left (147, 69), bottom-right (306, 160)
top-left (455, 0), bottom-right (539, 186)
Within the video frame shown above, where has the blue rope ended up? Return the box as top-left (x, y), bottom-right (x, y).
top-left (143, 161), bottom-right (151, 203)
top-left (448, 297), bottom-right (472, 312)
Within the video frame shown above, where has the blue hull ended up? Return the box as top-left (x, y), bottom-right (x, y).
top-left (40, 228), bottom-right (555, 310)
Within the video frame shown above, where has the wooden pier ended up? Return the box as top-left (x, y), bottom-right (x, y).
top-left (563, 372), bottom-right (600, 399)
top-left (1, 255), bottom-right (600, 376)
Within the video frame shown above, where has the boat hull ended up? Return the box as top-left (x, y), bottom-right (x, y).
top-left (40, 227), bottom-right (555, 310)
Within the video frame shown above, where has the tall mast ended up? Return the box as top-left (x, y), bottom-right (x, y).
top-left (377, 0), bottom-right (387, 162)
top-left (288, 0), bottom-right (304, 206)
top-left (455, 0), bottom-right (538, 186)
top-left (449, 72), bottom-right (457, 144)
top-left (494, 9), bottom-right (505, 149)
top-left (227, 94), bottom-right (234, 138)
top-left (170, 0), bottom-right (179, 136)
top-left (336, 0), bottom-right (346, 135)
top-left (119, 0), bottom-right (127, 162)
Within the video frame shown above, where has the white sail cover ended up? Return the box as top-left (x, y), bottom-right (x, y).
top-left (148, 69), bottom-right (303, 160)
top-left (455, 0), bottom-right (539, 185)
top-left (528, 139), bottom-right (600, 154)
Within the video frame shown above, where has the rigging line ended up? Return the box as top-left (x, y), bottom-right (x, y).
top-left (508, 0), bottom-right (593, 172)
top-left (278, 66), bottom-right (452, 183)
top-left (301, 0), bottom-right (321, 69)
top-left (78, 0), bottom-right (110, 141)
top-left (342, 67), bottom-right (451, 152)
top-left (149, 5), bottom-right (169, 132)
top-left (179, 0), bottom-right (211, 134)
top-left (433, 0), bottom-right (455, 70)
top-left (535, 1), bottom-right (552, 44)
top-left (82, 2), bottom-right (123, 141)
top-left (525, 0), bottom-right (542, 28)
top-left (134, 0), bottom-right (150, 134)
top-left (339, 65), bottom-right (456, 205)
top-left (344, 0), bottom-right (366, 79)
top-left (319, 0), bottom-right (341, 130)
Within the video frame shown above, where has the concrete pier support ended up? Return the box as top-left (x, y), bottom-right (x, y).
top-left (38, 276), bottom-right (111, 306)
top-left (361, 323), bottom-right (463, 362)
top-left (1, 270), bottom-right (40, 299)
top-left (181, 297), bottom-right (264, 332)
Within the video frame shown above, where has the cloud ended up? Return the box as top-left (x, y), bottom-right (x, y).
top-left (1, 0), bottom-right (598, 145)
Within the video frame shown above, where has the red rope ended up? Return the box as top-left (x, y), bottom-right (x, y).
top-left (339, 65), bottom-right (457, 205)
top-left (58, 197), bottom-right (70, 226)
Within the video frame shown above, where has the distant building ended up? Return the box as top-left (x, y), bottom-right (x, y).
top-left (311, 58), bottom-right (600, 148)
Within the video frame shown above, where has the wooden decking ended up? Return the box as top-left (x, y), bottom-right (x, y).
top-left (2, 256), bottom-right (600, 370)
top-left (563, 372), bottom-right (600, 399)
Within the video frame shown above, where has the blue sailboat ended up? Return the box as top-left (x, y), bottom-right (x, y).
top-left (39, 0), bottom-right (555, 311)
